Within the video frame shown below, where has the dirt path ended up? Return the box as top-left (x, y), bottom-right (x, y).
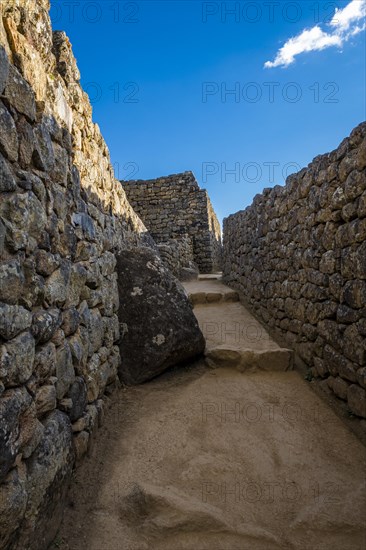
top-left (55, 279), bottom-right (366, 550)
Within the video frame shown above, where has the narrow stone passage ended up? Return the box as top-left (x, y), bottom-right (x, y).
top-left (184, 275), bottom-right (293, 372)
top-left (55, 278), bottom-right (366, 550)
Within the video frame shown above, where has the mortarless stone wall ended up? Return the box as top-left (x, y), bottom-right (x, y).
top-left (121, 172), bottom-right (222, 273)
top-left (156, 235), bottom-right (194, 277)
top-left (0, 2), bottom-right (154, 548)
top-left (223, 122), bottom-right (366, 418)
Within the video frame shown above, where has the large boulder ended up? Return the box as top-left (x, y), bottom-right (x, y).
top-left (116, 247), bottom-right (205, 384)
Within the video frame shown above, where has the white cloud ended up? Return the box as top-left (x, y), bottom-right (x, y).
top-left (264, 26), bottom-right (342, 68)
top-left (330, 0), bottom-right (366, 31)
top-left (264, 0), bottom-right (366, 69)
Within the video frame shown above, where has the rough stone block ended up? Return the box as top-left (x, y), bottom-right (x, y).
top-left (0, 304), bottom-right (32, 340)
top-left (0, 45), bottom-right (10, 95)
top-left (0, 467), bottom-right (27, 550)
top-left (19, 411), bottom-right (74, 549)
top-left (67, 377), bottom-right (87, 422)
top-left (0, 387), bottom-right (31, 482)
top-left (0, 100), bottom-right (18, 161)
top-left (0, 152), bottom-right (16, 192)
top-left (347, 384), bottom-right (366, 418)
top-left (327, 376), bottom-right (349, 400)
top-left (0, 331), bottom-right (35, 386)
top-left (55, 342), bottom-right (75, 399)
top-left (117, 247), bottom-right (205, 384)
top-left (35, 385), bottom-right (57, 416)
top-left (4, 64), bottom-right (36, 121)
top-left (342, 280), bottom-right (366, 309)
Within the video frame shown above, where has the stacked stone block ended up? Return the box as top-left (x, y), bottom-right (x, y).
top-left (121, 172), bottom-right (222, 273)
top-left (157, 235), bottom-right (194, 277)
top-left (0, 2), bottom-right (149, 548)
top-left (223, 122), bottom-right (366, 418)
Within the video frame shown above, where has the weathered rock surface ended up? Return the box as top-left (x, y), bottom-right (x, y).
top-left (0, 387), bottom-right (32, 482)
top-left (117, 247), bottom-right (205, 384)
top-left (0, 4), bottom-right (151, 547)
top-left (31, 309), bottom-right (61, 343)
top-left (0, 303), bottom-right (32, 339)
top-left (179, 261), bottom-right (200, 282)
top-left (0, 467), bottom-right (27, 550)
top-left (0, 45), bottom-right (10, 95)
top-left (35, 385), bottom-right (57, 416)
top-left (4, 64), bottom-right (36, 121)
top-left (0, 100), bottom-right (18, 161)
top-left (17, 410), bottom-right (74, 550)
top-left (67, 377), bottom-right (87, 422)
top-left (0, 152), bottom-right (16, 192)
top-left (55, 343), bottom-right (75, 399)
top-left (223, 122), bottom-right (366, 417)
top-left (33, 342), bottom-right (56, 382)
top-left (0, 331), bottom-right (35, 386)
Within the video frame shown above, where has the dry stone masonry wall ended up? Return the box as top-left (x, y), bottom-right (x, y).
top-left (223, 122), bottom-right (366, 419)
top-left (121, 172), bottom-right (222, 274)
top-left (156, 235), bottom-right (194, 277)
top-left (0, 1), bottom-right (153, 548)
top-left (0, 2), bottom-right (208, 548)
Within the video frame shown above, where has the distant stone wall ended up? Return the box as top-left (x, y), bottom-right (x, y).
top-left (0, 2), bottom-right (152, 548)
top-left (121, 172), bottom-right (222, 273)
top-left (207, 195), bottom-right (222, 273)
top-left (157, 235), bottom-right (194, 277)
top-left (223, 122), bottom-right (366, 418)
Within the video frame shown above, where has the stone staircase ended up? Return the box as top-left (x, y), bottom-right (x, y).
top-left (184, 276), bottom-right (293, 372)
top-left (185, 274), bottom-right (239, 305)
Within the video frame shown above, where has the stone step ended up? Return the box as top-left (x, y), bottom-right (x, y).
top-left (189, 290), bottom-right (239, 305)
top-left (185, 279), bottom-right (293, 374)
top-left (198, 272), bottom-right (222, 281)
top-left (193, 300), bottom-right (294, 374)
top-left (205, 346), bottom-right (293, 372)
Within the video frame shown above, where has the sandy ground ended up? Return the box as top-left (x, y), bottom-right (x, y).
top-left (54, 279), bottom-right (366, 550)
top-left (55, 363), bottom-right (366, 550)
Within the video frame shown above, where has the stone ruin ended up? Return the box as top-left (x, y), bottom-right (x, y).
top-left (223, 122), bottom-right (366, 418)
top-left (121, 172), bottom-right (222, 277)
top-left (0, 0), bottom-right (365, 549)
top-left (0, 1), bottom-right (206, 547)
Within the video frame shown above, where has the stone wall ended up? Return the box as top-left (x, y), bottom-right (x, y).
top-left (0, 2), bottom-right (153, 548)
top-left (157, 235), bottom-right (194, 277)
top-left (223, 122), bottom-right (366, 419)
top-left (121, 172), bottom-right (222, 273)
top-left (207, 194), bottom-right (222, 273)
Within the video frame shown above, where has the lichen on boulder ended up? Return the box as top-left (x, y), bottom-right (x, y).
top-left (117, 247), bottom-right (205, 384)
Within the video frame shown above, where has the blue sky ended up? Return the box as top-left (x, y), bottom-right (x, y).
top-left (50, 0), bottom-right (366, 222)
